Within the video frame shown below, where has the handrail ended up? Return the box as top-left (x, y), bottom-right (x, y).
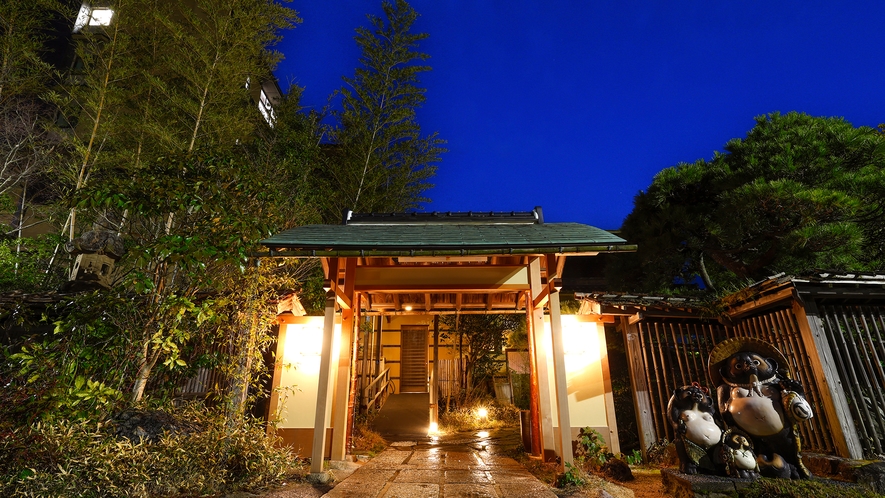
top-left (362, 358), bottom-right (394, 413)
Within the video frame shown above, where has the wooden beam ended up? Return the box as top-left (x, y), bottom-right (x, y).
top-left (354, 266), bottom-right (529, 291)
top-left (533, 285), bottom-right (551, 309)
top-left (598, 322), bottom-right (620, 455)
top-left (792, 300), bottom-right (864, 459)
top-left (548, 291), bottom-right (573, 468)
top-left (331, 307), bottom-right (354, 461)
top-left (628, 312), bottom-right (644, 325)
top-left (545, 254), bottom-right (557, 279)
top-left (725, 286), bottom-right (793, 318)
top-left (528, 257), bottom-right (556, 460)
top-left (325, 257), bottom-right (338, 284)
top-left (455, 293), bottom-right (462, 311)
top-left (431, 317), bottom-right (440, 426)
top-left (425, 293), bottom-right (432, 312)
top-left (575, 314), bottom-right (616, 323)
top-left (622, 317), bottom-right (657, 455)
top-left (362, 309), bottom-right (528, 316)
top-left (310, 296), bottom-right (337, 474)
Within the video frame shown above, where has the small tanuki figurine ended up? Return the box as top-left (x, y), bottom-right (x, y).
top-left (719, 428), bottom-right (759, 479)
top-left (667, 383), bottom-right (723, 475)
top-left (708, 337), bottom-right (814, 479)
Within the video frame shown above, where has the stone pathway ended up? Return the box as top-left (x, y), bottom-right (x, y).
top-left (322, 440), bottom-right (556, 498)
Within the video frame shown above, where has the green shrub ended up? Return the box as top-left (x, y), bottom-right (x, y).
top-left (438, 398), bottom-right (520, 432)
top-left (557, 461), bottom-right (586, 487)
top-left (351, 415), bottom-right (387, 455)
top-left (0, 406), bottom-right (303, 497)
top-left (622, 448), bottom-right (642, 465)
top-left (574, 427), bottom-right (611, 469)
top-left (741, 477), bottom-right (881, 498)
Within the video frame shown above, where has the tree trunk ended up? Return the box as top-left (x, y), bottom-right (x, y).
top-left (227, 310), bottom-right (260, 429)
top-left (699, 252), bottom-right (716, 291)
top-left (132, 343), bottom-right (160, 403)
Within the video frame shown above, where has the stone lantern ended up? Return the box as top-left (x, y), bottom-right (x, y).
top-left (65, 229), bottom-right (125, 289)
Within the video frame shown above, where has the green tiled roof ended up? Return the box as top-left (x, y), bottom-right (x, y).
top-left (261, 222), bottom-right (632, 257)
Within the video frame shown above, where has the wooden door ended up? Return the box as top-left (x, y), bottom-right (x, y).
top-left (400, 326), bottom-right (428, 393)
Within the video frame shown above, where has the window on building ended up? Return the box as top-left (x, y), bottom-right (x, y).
top-left (258, 89), bottom-right (275, 126)
top-left (73, 4), bottom-right (114, 33)
top-left (89, 8), bottom-right (114, 26)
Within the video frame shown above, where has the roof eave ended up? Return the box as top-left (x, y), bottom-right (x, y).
top-left (254, 244), bottom-right (637, 258)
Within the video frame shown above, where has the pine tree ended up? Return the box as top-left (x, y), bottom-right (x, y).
top-left (611, 112), bottom-right (885, 292)
top-left (322, 0), bottom-right (444, 220)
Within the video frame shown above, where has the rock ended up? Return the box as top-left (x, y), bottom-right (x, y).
top-left (601, 458), bottom-right (634, 482)
top-left (306, 472), bottom-right (333, 485)
top-left (855, 461), bottom-right (885, 494)
top-left (109, 409), bottom-right (201, 444)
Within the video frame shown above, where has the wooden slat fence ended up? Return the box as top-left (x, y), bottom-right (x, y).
top-left (730, 307), bottom-right (835, 454)
top-left (634, 320), bottom-right (728, 441)
top-left (629, 308), bottom-right (839, 454)
top-left (436, 359), bottom-right (464, 405)
top-left (818, 304), bottom-right (885, 457)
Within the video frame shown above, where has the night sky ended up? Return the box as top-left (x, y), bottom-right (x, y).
top-left (274, 1), bottom-right (885, 230)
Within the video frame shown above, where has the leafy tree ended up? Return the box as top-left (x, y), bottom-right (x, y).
top-left (0, 0), bottom-right (68, 234)
top-left (612, 112), bottom-right (885, 293)
top-left (321, 0), bottom-right (445, 220)
top-left (0, 0), bottom-right (305, 417)
top-left (441, 314), bottom-right (521, 393)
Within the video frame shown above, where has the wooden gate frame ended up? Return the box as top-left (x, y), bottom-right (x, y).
top-left (260, 209), bottom-right (635, 474)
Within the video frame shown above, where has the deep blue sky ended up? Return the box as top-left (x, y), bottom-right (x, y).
top-left (274, 1), bottom-right (885, 230)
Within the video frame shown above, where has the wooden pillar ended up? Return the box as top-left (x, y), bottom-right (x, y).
top-left (375, 316), bottom-right (383, 376)
top-left (360, 313), bottom-right (370, 406)
top-left (548, 290), bottom-right (574, 467)
top-left (345, 309), bottom-right (362, 455)
top-left (621, 317), bottom-right (657, 455)
top-left (525, 299), bottom-right (542, 457)
top-left (310, 296), bottom-right (337, 474)
top-left (792, 299), bottom-right (864, 459)
top-left (528, 257), bottom-right (556, 460)
top-left (431, 316), bottom-right (440, 426)
top-left (331, 258), bottom-right (356, 461)
top-left (597, 321), bottom-right (620, 455)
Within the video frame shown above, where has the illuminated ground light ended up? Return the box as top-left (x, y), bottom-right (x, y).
top-left (475, 407), bottom-right (489, 420)
top-left (428, 422), bottom-right (439, 435)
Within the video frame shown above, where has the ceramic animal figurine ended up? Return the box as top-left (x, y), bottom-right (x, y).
top-left (708, 337), bottom-right (813, 479)
top-left (667, 382), bottom-right (723, 475)
top-left (719, 429), bottom-right (759, 478)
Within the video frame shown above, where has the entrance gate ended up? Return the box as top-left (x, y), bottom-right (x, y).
top-left (260, 207), bottom-right (634, 473)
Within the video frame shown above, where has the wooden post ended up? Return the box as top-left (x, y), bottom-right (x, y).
top-left (621, 317), bottom-right (657, 455)
top-left (548, 290), bottom-right (574, 467)
top-left (528, 257), bottom-right (556, 461)
top-left (375, 316), bottom-right (383, 377)
top-left (345, 308), bottom-right (362, 454)
top-left (331, 258), bottom-right (356, 461)
top-left (310, 296), bottom-right (337, 474)
top-left (597, 321), bottom-right (620, 455)
top-left (360, 313), bottom-right (370, 407)
top-left (525, 300), bottom-right (542, 457)
top-left (431, 316), bottom-right (440, 426)
top-left (792, 299), bottom-right (864, 459)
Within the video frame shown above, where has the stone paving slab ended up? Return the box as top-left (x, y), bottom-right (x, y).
top-left (321, 447), bottom-right (556, 498)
